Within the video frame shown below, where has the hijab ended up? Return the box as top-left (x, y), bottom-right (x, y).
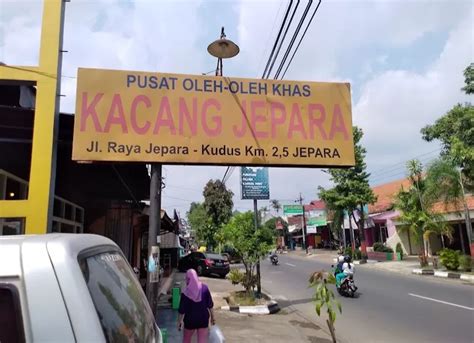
top-left (183, 269), bottom-right (202, 302)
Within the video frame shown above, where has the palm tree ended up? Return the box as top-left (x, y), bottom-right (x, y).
top-left (395, 160), bottom-right (451, 264)
top-left (270, 199), bottom-right (282, 214)
top-left (425, 158), bottom-right (471, 252)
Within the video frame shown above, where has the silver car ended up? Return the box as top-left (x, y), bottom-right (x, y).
top-left (0, 234), bottom-right (162, 342)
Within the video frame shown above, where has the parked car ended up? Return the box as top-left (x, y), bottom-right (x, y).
top-left (222, 248), bottom-right (242, 263)
top-left (0, 234), bottom-right (162, 343)
top-left (178, 252), bottom-right (230, 278)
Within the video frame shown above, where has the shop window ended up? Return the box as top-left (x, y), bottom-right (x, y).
top-left (0, 218), bottom-right (25, 235)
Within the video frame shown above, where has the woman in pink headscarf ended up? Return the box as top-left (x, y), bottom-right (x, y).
top-left (178, 269), bottom-right (215, 343)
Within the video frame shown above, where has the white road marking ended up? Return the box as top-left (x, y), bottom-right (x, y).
top-left (409, 293), bottom-right (474, 311)
top-left (285, 263), bottom-right (296, 267)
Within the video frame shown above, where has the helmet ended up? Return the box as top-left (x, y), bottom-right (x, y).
top-left (338, 255), bottom-right (345, 263)
top-left (344, 255), bottom-right (352, 263)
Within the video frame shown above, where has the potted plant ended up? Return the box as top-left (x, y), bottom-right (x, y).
top-left (395, 242), bottom-right (404, 261)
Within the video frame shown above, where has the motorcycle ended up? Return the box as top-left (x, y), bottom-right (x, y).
top-left (338, 275), bottom-right (357, 297)
top-left (331, 264), bottom-right (357, 297)
top-left (270, 254), bottom-right (279, 265)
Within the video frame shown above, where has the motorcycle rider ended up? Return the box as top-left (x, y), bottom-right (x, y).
top-left (336, 255), bottom-right (354, 288)
top-left (334, 255), bottom-right (345, 277)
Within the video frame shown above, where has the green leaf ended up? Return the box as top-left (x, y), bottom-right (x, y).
top-left (329, 309), bottom-right (337, 323)
top-left (336, 300), bottom-right (342, 314)
top-left (315, 301), bottom-right (322, 316)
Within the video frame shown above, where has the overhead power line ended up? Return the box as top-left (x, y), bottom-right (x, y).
top-left (261, 0), bottom-right (294, 79)
top-left (274, 0), bottom-right (312, 79)
top-left (263, 0), bottom-right (300, 79)
top-left (280, 0), bottom-right (322, 79)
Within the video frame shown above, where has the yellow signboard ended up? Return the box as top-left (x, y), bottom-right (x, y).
top-left (72, 68), bottom-right (355, 167)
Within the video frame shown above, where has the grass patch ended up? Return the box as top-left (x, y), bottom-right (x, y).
top-left (226, 291), bottom-right (268, 306)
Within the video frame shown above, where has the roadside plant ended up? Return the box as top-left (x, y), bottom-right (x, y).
top-left (439, 248), bottom-right (460, 271)
top-left (396, 243), bottom-right (404, 260)
top-left (459, 255), bottom-right (472, 272)
top-left (373, 242), bottom-right (394, 253)
top-left (221, 211), bottom-right (274, 295)
top-left (309, 271), bottom-right (342, 343)
top-left (228, 268), bottom-right (244, 286)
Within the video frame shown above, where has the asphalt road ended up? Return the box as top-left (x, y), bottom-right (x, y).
top-left (261, 254), bottom-right (474, 343)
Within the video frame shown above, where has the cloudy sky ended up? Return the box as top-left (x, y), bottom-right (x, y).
top-left (1, 0), bottom-right (472, 217)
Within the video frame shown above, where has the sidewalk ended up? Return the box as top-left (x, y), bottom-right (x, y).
top-left (356, 256), bottom-right (474, 283)
top-left (156, 270), bottom-right (334, 342)
top-left (286, 248), bottom-right (338, 263)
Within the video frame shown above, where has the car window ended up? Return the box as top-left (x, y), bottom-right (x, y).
top-left (206, 253), bottom-right (224, 260)
top-left (0, 286), bottom-right (25, 343)
top-left (79, 251), bottom-right (156, 343)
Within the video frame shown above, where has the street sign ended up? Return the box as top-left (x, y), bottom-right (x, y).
top-left (72, 68), bottom-right (355, 167)
top-left (283, 205), bottom-right (304, 215)
top-left (241, 167), bottom-right (270, 200)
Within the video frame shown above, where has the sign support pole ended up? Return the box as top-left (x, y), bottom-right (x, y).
top-left (253, 198), bottom-right (262, 296)
top-left (147, 163), bottom-right (162, 317)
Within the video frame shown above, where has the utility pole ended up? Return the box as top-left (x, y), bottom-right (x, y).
top-left (253, 198), bottom-right (262, 296)
top-left (146, 164), bottom-right (163, 317)
top-left (297, 193), bottom-right (307, 252)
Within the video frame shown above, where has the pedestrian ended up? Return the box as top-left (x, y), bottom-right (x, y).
top-left (178, 269), bottom-right (215, 343)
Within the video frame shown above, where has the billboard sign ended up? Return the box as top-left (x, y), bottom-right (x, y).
top-left (283, 205), bottom-right (304, 216)
top-left (241, 167), bottom-right (269, 200)
top-left (72, 68), bottom-right (355, 166)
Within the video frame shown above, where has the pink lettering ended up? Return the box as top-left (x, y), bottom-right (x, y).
top-left (178, 97), bottom-right (198, 136)
top-left (308, 104), bottom-right (328, 140)
top-left (80, 92), bottom-right (103, 132)
top-left (287, 103), bottom-right (307, 139)
top-left (270, 101), bottom-right (286, 139)
top-left (103, 94), bottom-right (128, 133)
top-left (130, 95), bottom-right (151, 135)
top-left (153, 96), bottom-right (176, 135)
top-left (202, 98), bottom-right (222, 137)
top-left (233, 100), bottom-right (248, 138)
top-left (329, 104), bottom-right (349, 140)
top-left (251, 100), bottom-right (267, 138)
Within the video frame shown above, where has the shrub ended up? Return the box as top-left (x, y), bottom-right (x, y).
top-left (372, 242), bottom-right (384, 252)
top-left (459, 255), bottom-right (472, 272)
top-left (344, 246), bottom-right (353, 258)
top-left (439, 249), bottom-right (460, 271)
top-left (418, 253), bottom-right (428, 268)
top-left (354, 248), bottom-right (362, 260)
top-left (228, 268), bottom-right (244, 286)
top-left (396, 243), bottom-right (404, 260)
top-left (373, 242), bottom-right (393, 253)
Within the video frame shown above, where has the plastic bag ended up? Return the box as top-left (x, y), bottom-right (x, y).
top-left (209, 325), bottom-right (225, 343)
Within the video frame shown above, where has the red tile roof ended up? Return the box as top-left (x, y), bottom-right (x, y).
top-left (306, 200), bottom-right (326, 210)
top-left (369, 178), bottom-right (474, 214)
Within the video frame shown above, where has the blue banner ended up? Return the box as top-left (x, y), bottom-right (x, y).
top-left (241, 167), bottom-right (270, 200)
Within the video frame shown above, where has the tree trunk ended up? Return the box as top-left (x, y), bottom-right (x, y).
top-left (326, 319), bottom-right (337, 343)
top-left (348, 213), bottom-right (356, 251)
top-left (358, 205), bottom-right (368, 258)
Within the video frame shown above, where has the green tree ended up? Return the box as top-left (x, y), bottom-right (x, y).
top-left (187, 202), bottom-right (211, 247)
top-left (318, 127), bottom-right (377, 257)
top-left (461, 63), bottom-right (474, 94)
top-left (202, 180), bottom-right (234, 250)
top-left (394, 160), bottom-right (451, 263)
top-left (425, 158), bottom-right (470, 251)
top-left (221, 212), bottom-right (274, 294)
top-left (421, 64), bottom-right (474, 190)
top-left (269, 199), bottom-right (282, 214)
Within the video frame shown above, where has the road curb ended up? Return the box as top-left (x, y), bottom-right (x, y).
top-left (220, 300), bottom-right (280, 315)
top-left (434, 271), bottom-right (460, 279)
top-left (460, 274), bottom-right (474, 282)
top-left (412, 268), bottom-right (434, 275)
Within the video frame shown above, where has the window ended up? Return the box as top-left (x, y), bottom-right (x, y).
top-left (0, 286), bottom-right (25, 343)
top-left (79, 251), bottom-right (157, 343)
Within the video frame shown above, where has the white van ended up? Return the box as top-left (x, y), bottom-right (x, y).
top-left (0, 234), bottom-right (162, 342)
